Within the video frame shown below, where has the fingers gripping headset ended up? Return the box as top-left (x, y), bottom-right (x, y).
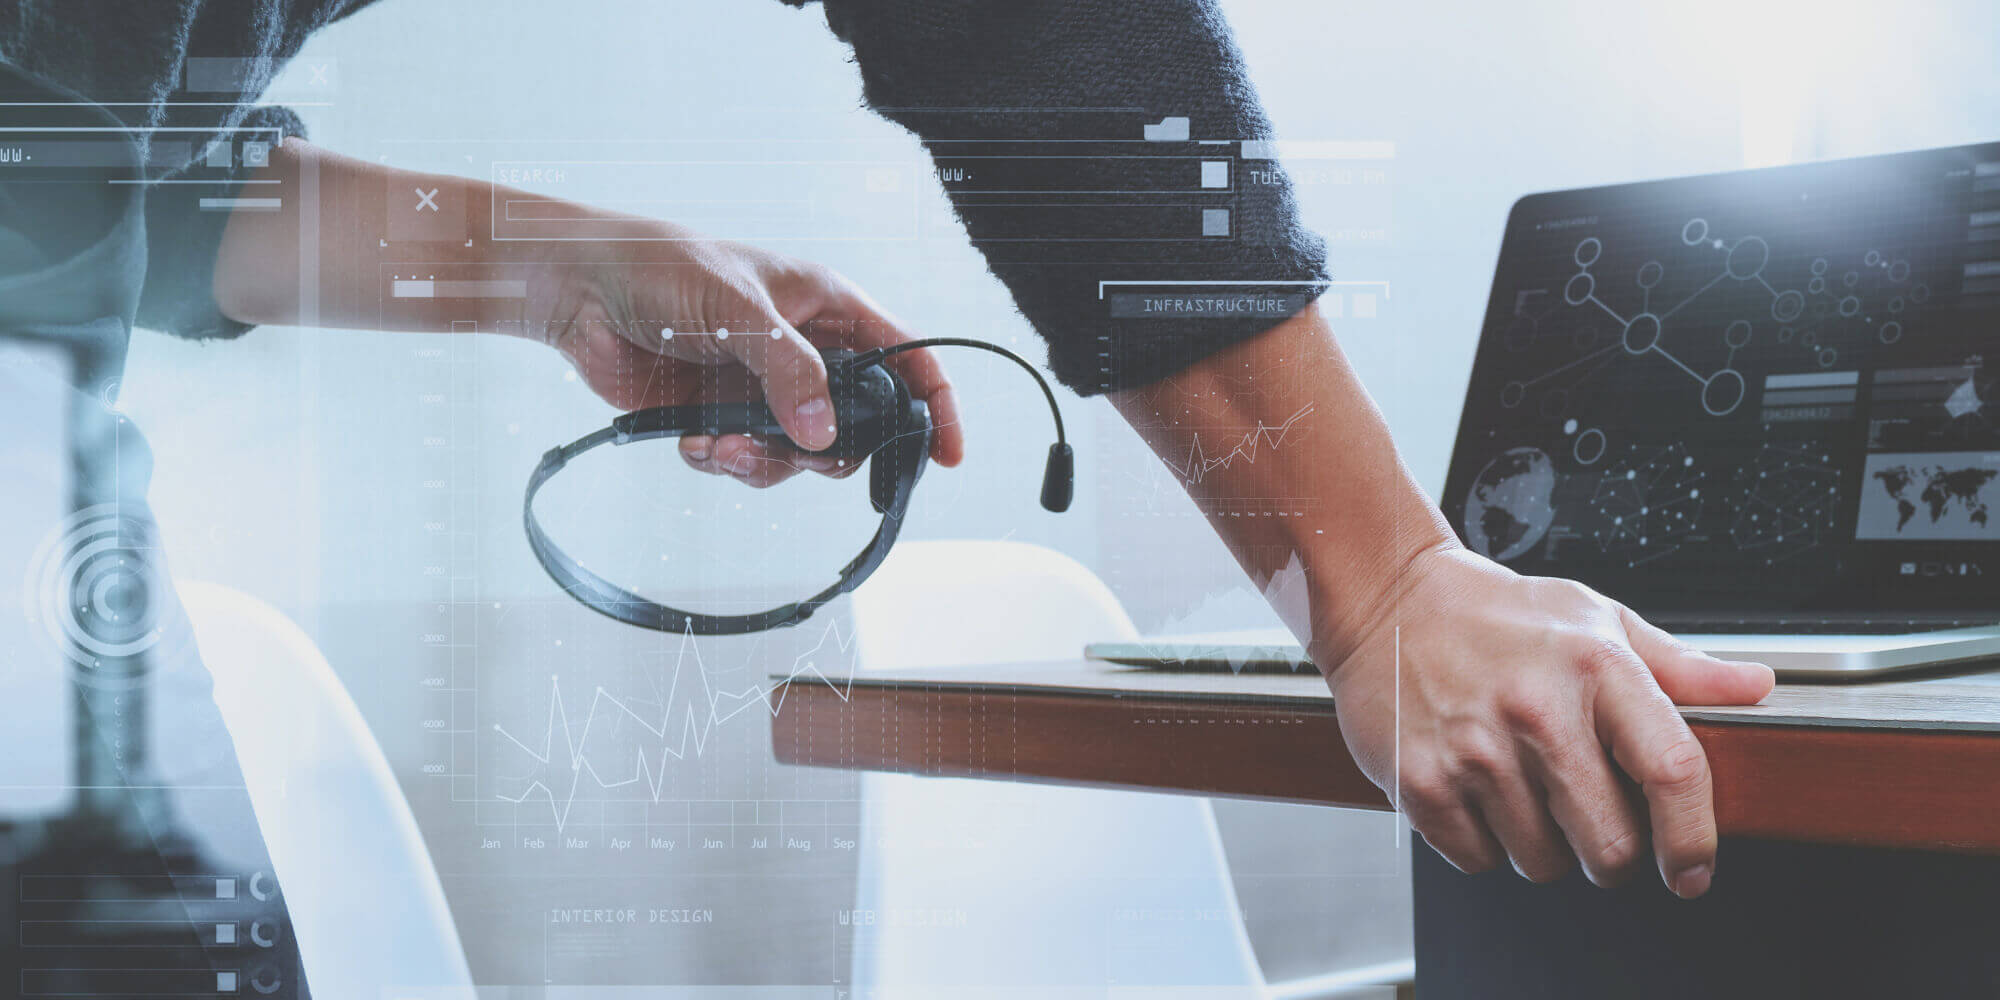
top-left (525, 339), bottom-right (1072, 635)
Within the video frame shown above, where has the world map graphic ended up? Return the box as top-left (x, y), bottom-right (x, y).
top-left (1868, 463), bottom-right (2000, 534)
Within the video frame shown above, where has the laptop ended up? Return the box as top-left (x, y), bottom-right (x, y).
top-left (1095, 140), bottom-right (2000, 681)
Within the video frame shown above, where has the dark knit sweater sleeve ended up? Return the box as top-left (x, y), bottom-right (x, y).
top-left (135, 105), bottom-right (307, 340)
top-left (792, 0), bottom-right (1328, 394)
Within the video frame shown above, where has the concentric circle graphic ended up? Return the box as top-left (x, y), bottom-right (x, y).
top-left (22, 504), bottom-right (187, 689)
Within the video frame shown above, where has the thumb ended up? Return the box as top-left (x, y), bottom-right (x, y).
top-left (718, 313), bottom-right (836, 452)
top-left (1619, 606), bottom-right (1775, 706)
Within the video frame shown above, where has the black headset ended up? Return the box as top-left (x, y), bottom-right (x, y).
top-left (525, 339), bottom-right (1072, 635)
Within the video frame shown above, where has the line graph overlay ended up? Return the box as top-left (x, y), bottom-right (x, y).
top-left (1159, 402), bottom-right (1316, 486)
top-left (490, 620), bottom-right (860, 832)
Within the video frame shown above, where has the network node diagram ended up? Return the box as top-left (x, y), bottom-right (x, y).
top-left (1585, 443), bottom-right (1706, 567)
top-left (1501, 219), bottom-right (1924, 425)
top-left (1728, 442), bottom-right (1842, 565)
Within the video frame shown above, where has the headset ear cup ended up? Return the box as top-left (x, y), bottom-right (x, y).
top-left (868, 449), bottom-right (896, 514)
top-left (869, 400), bottom-right (932, 515)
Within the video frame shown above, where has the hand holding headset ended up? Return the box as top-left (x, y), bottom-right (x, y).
top-left (525, 339), bottom-right (1072, 635)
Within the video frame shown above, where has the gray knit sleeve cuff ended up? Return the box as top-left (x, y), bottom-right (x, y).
top-left (797, 0), bottom-right (1329, 395)
top-left (135, 104), bottom-right (306, 340)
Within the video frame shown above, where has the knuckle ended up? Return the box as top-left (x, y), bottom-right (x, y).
top-left (1540, 576), bottom-right (1599, 614)
top-left (1650, 736), bottom-right (1710, 794)
top-left (774, 261), bottom-right (839, 306)
top-left (1396, 768), bottom-right (1449, 817)
top-left (693, 255), bottom-right (744, 293)
top-left (1396, 762), bottom-right (1457, 819)
top-left (1434, 840), bottom-right (1498, 875)
top-left (1450, 735), bottom-right (1508, 782)
top-left (804, 260), bottom-right (846, 289)
top-left (1454, 851), bottom-right (1500, 875)
top-left (1590, 826), bottom-right (1645, 876)
top-left (1573, 634), bottom-right (1638, 681)
top-left (1515, 850), bottom-right (1571, 884)
top-left (702, 269), bottom-right (767, 322)
top-left (1497, 687), bottom-right (1565, 742)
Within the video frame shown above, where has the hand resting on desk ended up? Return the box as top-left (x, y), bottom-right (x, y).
top-left (1329, 544), bottom-right (1773, 896)
top-left (1113, 305), bottom-right (1776, 899)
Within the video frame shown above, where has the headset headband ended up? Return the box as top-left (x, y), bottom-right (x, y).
top-left (525, 341), bottom-right (1068, 636)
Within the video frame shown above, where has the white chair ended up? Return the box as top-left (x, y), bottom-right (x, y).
top-left (848, 539), bottom-right (1266, 996)
top-left (178, 580), bottom-right (475, 996)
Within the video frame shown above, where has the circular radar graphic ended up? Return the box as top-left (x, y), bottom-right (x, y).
top-left (1586, 444), bottom-right (1707, 567)
top-left (21, 504), bottom-right (189, 690)
top-left (1463, 447), bottom-right (1557, 562)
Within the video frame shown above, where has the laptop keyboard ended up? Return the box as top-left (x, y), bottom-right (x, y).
top-left (1659, 618), bottom-right (2000, 635)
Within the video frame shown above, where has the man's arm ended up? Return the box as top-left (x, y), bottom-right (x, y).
top-left (797, 0), bottom-right (1327, 394)
top-left (210, 141), bottom-right (532, 336)
top-left (1113, 304), bottom-right (1774, 897)
top-left (1112, 304), bottom-right (1450, 646)
top-left (793, 0), bottom-right (1774, 895)
top-left (208, 139), bottom-right (963, 472)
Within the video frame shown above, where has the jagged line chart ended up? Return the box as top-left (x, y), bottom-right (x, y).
top-left (1119, 402), bottom-right (1319, 514)
top-left (491, 619), bottom-right (859, 832)
top-left (1161, 402), bottom-right (1316, 486)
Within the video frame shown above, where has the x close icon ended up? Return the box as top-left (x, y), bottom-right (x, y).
top-left (414, 187), bottom-right (440, 212)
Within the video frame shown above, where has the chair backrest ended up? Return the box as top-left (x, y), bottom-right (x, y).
top-left (846, 540), bottom-right (1410, 995)
top-left (844, 541), bottom-right (1266, 992)
top-left (178, 580), bottom-right (474, 994)
top-left (851, 539), bottom-right (1138, 671)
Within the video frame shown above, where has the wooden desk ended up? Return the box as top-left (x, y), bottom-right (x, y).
top-left (770, 659), bottom-right (2000, 854)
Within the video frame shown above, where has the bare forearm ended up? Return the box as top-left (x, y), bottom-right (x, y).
top-left (211, 139), bottom-right (586, 334)
top-left (205, 138), bottom-right (966, 459)
top-left (1120, 312), bottom-right (1775, 901)
top-left (1109, 305), bottom-right (1456, 663)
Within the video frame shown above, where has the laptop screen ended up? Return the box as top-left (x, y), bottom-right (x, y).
top-left (1444, 141), bottom-right (2000, 620)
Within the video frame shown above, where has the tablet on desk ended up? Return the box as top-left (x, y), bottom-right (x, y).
top-left (1085, 628), bottom-right (1316, 674)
